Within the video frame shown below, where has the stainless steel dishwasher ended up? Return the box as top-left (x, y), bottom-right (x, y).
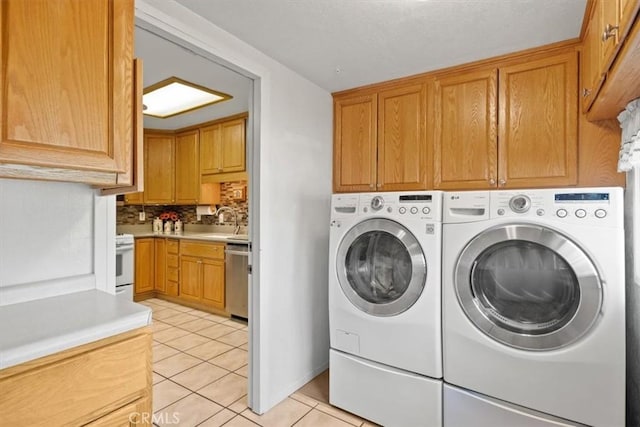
top-left (225, 243), bottom-right (249, 319)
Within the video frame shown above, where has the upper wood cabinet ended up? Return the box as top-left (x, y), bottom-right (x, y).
top-left (498, 53), bottom-right (578, 188)
top-left (433, 51), bottom-right (577, 190)
top-left (0, 0), bottom-right (137, 186)
top-left (175, 130), bottom-right (201, 204)
top-left (333, 83), bottom-right (428, 192)
top-left (200, 118), bottom-right (247, 177)
top-left (144, 133), bottom-right (175, 204)
top-left (581, 0), bottom-right (640, 116)
top-left (333, 94), bottom-right (377, 192)
top-left (434, 69), bottom-right (498, 189)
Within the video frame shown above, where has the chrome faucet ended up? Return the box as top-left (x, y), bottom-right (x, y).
top-left (215, 206), bottom-right (240, 234)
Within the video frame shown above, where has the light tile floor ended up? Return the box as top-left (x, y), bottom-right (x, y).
top-left (142, 298), bottom-right (373, 427)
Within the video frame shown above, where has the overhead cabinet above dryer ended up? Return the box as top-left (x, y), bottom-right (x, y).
top-left (433, 51), bottom-right (578, 190)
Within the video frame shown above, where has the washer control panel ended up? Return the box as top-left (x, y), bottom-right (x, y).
top-left (490, 189), bottom-right (619, 226)
top-left (358, 192), bottom-right (442, 220)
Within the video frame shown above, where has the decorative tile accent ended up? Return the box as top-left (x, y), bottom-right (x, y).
top-left (117, 180), bottom-right (249, 226)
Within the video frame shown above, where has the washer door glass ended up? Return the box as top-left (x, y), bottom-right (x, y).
top-left (455, 224), bottom-right (602, 350)
top-left (337, 218), bottom-right (427, 316)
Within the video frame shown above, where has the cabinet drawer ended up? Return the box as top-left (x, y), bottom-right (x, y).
top-left (167, 240), bottom-right (179, 254)
top-left (167, 254), bottom-right (179, 268)
top-left (0, 331), bottom-right (150, 426)
top-left (167, 267), bottom-right (179, 282)
top-left (166, 281), bottom-right (179, 297)
top-left (180, 241), bottom-right (225, 259)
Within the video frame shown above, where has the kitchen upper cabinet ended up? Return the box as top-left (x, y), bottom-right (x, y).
top-left (144, 133), bottom-right (175, 204)
top-left (333, 83), bottom-right (428, 192)
top-left (434, 69), bottom-right (498, 189)
top-left (200, 117), bottom-right (247, 180)
top-left (498, 52), bottom-right (577, 188)
top-left (433, 51), bottom-right (577, 190)
top-left (134, 238), bottom-right (155, 296)
top-left (0, 0), bottom-right (137, 186)
top-left (175, 130), bottom-right (200, 204)
top-left (333, 94), bottom-right (377, 192)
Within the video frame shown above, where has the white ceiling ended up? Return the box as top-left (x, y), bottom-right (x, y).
top-left (174, 0), bottom-right (587, 93)
top-left (135, 26), bottom-right (252, 130)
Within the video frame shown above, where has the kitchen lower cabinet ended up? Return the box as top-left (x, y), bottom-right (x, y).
top-left (134, 238), bottom-right (155, 297)
top-left (0, 328), bottom-right (152, 426)
top-left (179, 240), bottom-right (226, 311)
top-left (166, 239), bottom-right (180, 297)
top-left (154, 238), bottom-right (167, 294)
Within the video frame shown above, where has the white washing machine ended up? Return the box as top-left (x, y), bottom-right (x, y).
top-left (442, 188), bottom-right (625, 427)
top-left (329, 191), bottom-right (443, 426)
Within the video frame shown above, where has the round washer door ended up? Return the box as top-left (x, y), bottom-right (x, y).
top-left (336, 218), bottom-right (427, 317)
top-left (455, 224), bottom-right (602, 350)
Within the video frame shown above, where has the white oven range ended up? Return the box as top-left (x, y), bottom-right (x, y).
top-left (115, 234), bottom-right (134, 300)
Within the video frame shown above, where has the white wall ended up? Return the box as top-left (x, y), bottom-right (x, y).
top-left (0, 179), bottom-right (115, 305)
top-left (136, 0), bottom-right (333, 413)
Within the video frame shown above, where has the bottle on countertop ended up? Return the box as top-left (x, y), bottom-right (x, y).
top-left (153, 217), bottom-right (162, 234)
top-left (164, 220), bottom-right (173, 235)
top-left (174, 219), bottom-right (183, 234)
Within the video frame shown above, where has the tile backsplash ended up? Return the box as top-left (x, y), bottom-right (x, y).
top-left (117, 181), bottom-right (249, 226)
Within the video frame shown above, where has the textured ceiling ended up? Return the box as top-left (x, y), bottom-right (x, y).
top-left (174, 0), bottom-right (587, 92)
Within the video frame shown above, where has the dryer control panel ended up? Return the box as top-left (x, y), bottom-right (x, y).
top-left (490, 188), bottom-right (623, 227)
top-left (358, 192), bottom-right (442, 221)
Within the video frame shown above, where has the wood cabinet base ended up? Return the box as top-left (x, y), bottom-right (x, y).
top-left (0, 327), bottom-right (152, 426)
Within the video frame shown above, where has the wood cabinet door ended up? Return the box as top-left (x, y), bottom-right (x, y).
top-left (124, 192), bottom-right (144, 204)
top-left (144, 133), bottom-right (175, 204)
top-left (175, 130), bottom-right (200, 204)
top-left (581, 1), bottom-right (604, 111)
top-left (433, 69), bottom-right (498, 189)
top-left (154, 239), bottom-right (166, 294)
top-left (0, 0), bottom-right (134, 186)
top-left (134, 239), bottom-right (155, 295)
top-left (334, 94), bottom-right (378, 192)
top-left (221, 119), bottom-right (246, 173)
top-left (202, 259), bottom-right (225, 309)
top-left (377, 83), bottom-right (428, 191)
top-left (179, 256), bottom-right (202, 303)
top-left (498, 52), bottom-right (578, 188)
top-left (600, 0), bottom-right (620, 70)
top-left (200, 124), bottom-right (222, 174)
top-left (86, 397), bottom-right (151, 427)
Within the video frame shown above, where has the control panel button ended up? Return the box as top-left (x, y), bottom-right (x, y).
top-left (399, 207), bottom-right (407, 214)
top-left (595, 209), bottom-right (607, 219)
top-left (410, 207), bottom-right (418, 214)
top-left (575, 209), bottom-right (587, 218)
top-left (422, 207), bottom-right (431, 215)
top-left (371, 196), bottom-right (384, 211)
top-left (387, 207), bottom-right (393, 213)
top-left (536, 209), bottom-right (545, 216)
top-left (363, 207), bottom-right (368, 213)
top-left (497, 208), bottom-right (505, 216)
top-left (556, 209), bottom-right (568, 218)
top-left (509, 195), bottom-right (531, 213)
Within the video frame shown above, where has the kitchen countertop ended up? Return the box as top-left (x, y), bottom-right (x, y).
top-left (130, 231), bottom-right (250, 244)
top-left (0, 290), bottom-right (152, 370)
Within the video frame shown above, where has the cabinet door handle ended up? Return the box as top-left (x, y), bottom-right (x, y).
top-left (489, 178), bottom-right (496, 185)
top-left (582, 88), bottom-right (591, 98)
top-left (369, 184), bottom-right (375, 189)
top-left (499, 179), bottom-right (506, 186)
top-left (602, 24), bottom-right (619, 41)
top-left (376, 183), bottom-right (382, 188)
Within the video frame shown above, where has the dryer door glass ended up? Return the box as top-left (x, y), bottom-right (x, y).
top-left (455, 224), bottom-right (602, 350)
top-left (337, 218), bottom-right (427, 316)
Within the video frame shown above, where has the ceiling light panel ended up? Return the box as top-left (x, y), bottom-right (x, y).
top-left (143, 77), bottom-right (232, 118)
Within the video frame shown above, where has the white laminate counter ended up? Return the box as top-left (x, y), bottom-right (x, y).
top-left (0, 290), bottom-right (152, 370)
top-left (131, 231), bottom-right (250, 245)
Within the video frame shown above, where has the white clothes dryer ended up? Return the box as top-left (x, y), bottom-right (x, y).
top-left (329, 191), bottom-right (443, 426)
top-left (442, 188), bottom-right (625, 427)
